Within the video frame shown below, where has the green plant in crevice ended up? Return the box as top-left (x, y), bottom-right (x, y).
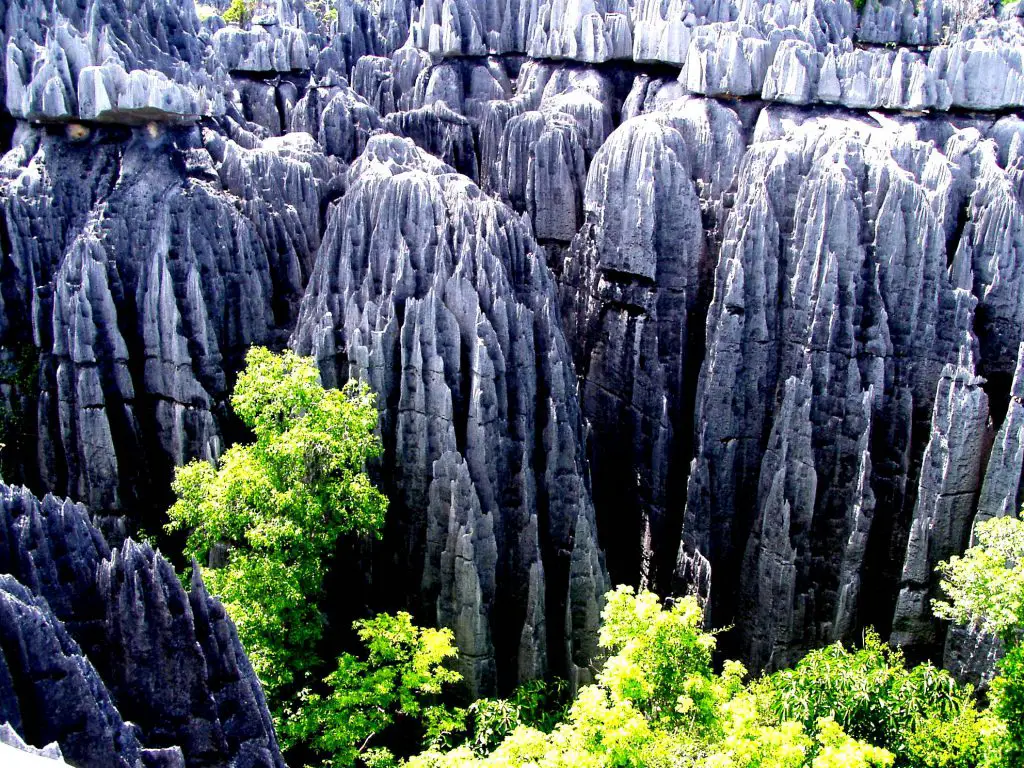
top-left (166, 346), bottom-right (387, 703)
top-left (221, 0), bottom-right (255, 25)
top-left (935, 515), bottom-right (1024, 767)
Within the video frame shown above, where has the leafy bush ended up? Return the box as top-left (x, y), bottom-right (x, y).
top-left (167, 347), bottom-right (387, 699)
top-left (283, 612), bottom-right (464, 767)
top-left (935, 516), bottom-right (1024, 767)
top-left (763, 631), bottom-right (982, 767)
top-left (407, 588), bottom-right (891, 768)
top-left (221, 0), bottom-right (254, 25)
top-left (463, 680), bottom-right (569, 755)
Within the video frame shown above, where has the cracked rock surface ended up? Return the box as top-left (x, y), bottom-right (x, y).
top-left (4, 0), bottom-right (1024, 724)
top-left (0, 483), bottom-right (284, 767)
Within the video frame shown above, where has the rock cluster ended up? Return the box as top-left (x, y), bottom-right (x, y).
top-left (2, 0), bottom-right (1024, 719)
top-left (0, 120), bottom-right (338, 520)
top-left (0, 483), bottom-right (284, 766)
top-left (4, 0), bottom-right (224, 123)
top-left (291, 134), bottom-right (607, 694)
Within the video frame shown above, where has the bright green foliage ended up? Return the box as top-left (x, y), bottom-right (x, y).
top-left (934, 517), bottom-right (1024, 643)
top-left (506, 679), bottom-right (570, 733)
top-left (403, 516), bottom-right (1024, 768)
top-left (812, 718), bottom-right (895, 768)
top-left (703, 691), bottom-right (894, 768)
top-left (597, 586), bottom-right (726, 731)
top-left (988, 644), bottom-right (1024, 767)
top-left (282, 612), bottom-right (463, 767)
top-left (465, 698), bottom-right (523, 755)
top-left (763, 631), bottom-right (982, 767)
top-left (221, 0), bottom-right (254, 24)
top-left (935, 516), bottom-right (1024, 767)
top-left (407, 587), bottom-right (890, 768)
top-left (464, 681), bottom-right (569, 755)
top-left (166, 347), bottom-right (387, 697)
top-left (305, 0), bottom-right (339, 25)
top-left (902, 706), bottom-right (989, 768)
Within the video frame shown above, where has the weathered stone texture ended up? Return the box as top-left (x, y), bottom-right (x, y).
top-left (0, 483), bottom-right (284, 767)
top-left (292, 134), bottom-right (606, 691)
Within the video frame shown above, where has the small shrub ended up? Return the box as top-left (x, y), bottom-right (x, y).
top-left (222, 0), bottom-right (254, 26)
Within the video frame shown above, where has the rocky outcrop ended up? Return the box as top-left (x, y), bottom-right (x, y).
top-left (4, 0), bottom-right (223, 123)
top-left (891, 346), bottom-right (992, 654)
top-left (0, 121), bottom-right (334, 519)
top-left (292, 133), bottom-right (607, 692)
top-left (4, 0), bottom-right (1024, 712)
top-left (669, 109), bottom-right (1012, 667)
top-left (556, 102), bottom-right (745, 587)
top-left (289, 82), bottom-right (381, 161)
top-left (0, 483), bottom-right (284, 767)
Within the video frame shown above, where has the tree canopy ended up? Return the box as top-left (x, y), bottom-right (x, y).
top-left (167, 347), bottom-right (387, 695)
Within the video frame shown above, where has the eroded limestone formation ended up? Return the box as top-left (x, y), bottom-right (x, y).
top-left (3, 0), bottom-right (1024, 721)
top-left (291, 134), bottom-right (607, 693)
top-left (0, 484), bottom-right (284, 767)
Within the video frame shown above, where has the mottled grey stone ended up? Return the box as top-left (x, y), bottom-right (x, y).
top-left (292, 134), bottom-right (606, 688)
top-left (0, 484), bottom-right (285, 767)
top-left (4, 0), bottom-right (223, 122)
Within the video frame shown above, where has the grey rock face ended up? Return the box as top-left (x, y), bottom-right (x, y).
top-left (292, 133), bottom-right (607, 690)
top-left (493, 67), bottom-right (616, 243)
top-left (0, 122), bottom-right (333, 520)
top-left (214, 24), bottom-right (312, 74)
top-left (289, 82), bottom-right (381, 161)
top-left (526, 0), bottom-right (633, 63)
top-left (0, 483), bottom-right (284, 767)
top-left (570, 113), bottom-right (695, 573)
top-left (892, 347), bottom-right (992, 653)
top-left (855, 0), bottom-right (942, 46)
top-left (4, 0), bottom-right (223, 122)
top-left (382, 102), bottom-right (480, 179)
top-left (394, 0), bottom-right (1024, 114)
top-left (671, 109), bottom-right (1009, 666)
top-left (558, 104), bottom-right (740, 587)
top-left (0, 573), bottom-right (145, 768)
top-left (976, 343), bottom-right (1024, 526)
top-left (5, 0), bottom-right (1024, 716)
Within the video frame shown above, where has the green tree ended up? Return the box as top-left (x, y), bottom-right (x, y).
top-left (408, 587), bottom-right (891, 768)
top-left (221, 0), bottom-right (254, 25)
top-left (166, 347), bottom-right (387, 700)
top-left (935, 516), bottom-right (1024, 767)
top-left (283, 611), bottom-right (464, 767)
top-left (597, 586), bottom-right (730, 732)
top-left (462, 680), bottom-right (569, 755)
top-left (762, 631), bottom-right (982, 767)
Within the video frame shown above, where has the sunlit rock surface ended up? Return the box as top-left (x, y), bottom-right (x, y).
top-left (2, 0), bottom-right (1024, 720)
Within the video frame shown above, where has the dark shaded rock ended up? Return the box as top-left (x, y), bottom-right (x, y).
top-left (0, 574), bottom-right (144, 768)
top-left (558, 108), bottom-right (730, 588)
top-left (292, 133), bottom-right (607, 690)
top-left (0, 121), bottom-right (332, 520)
top-left (0, 483), bottom-right (285, 767)
top-left (675, 109), bottom-right (986, 667)
top-left (289, 82), bottom-right (381, 161)
top-left (382, 102), bottom-right (479, 180)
